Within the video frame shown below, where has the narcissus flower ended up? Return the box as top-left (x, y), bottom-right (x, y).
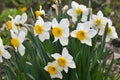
top-left (7, 16), bottom-right (18, 34)
top-left (51, 48), bottom-right (76, 73)
top-left (44, 61), bottom-right (63, 79)
top-left (35, 6), bottom-right (45, 18)
top-left (71, 22), bottom-right (97, 46)
top-left (105, 19), bottom-right (118, 42)
top-left (51, 18), bottom-right (69, 46)
top-left (11, 31), bottom-right (26, 56)
top-left (67, 1), bottom-right (89, 22)
top-left (91, 11), bottom-right (107, 35)
top-left (34, 17), bottom-right (51, 42)
top-left (0, 37), bottom-right (11, 63)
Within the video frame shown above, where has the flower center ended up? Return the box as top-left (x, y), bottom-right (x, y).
top-left (76, 7), bottom-right (83, 15)
top-left (57, 57), bottom-right (67, 67)
top-left (52, 27), bottom-right (63, 37)
top-left (34, 25), bottom-right (44, 34)
top-left (11, 38), bottom-right (19, 47)
top-left (0, 50), bottom-right (2, 56)
top-left (35, 10), bottom-right (41, 18)
top-left (95, 18), bottom-right (102, 27)
top-left (76, 30), bottom-right (86, 40)
top-left (108, 27), bottom-right (112, 35)
top-left (7, 21), bottom-right (12, 30)
top-left (48, 65), bottom-right (57, 75)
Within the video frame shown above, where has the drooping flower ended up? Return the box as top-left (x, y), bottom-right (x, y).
top-left (51, 48), bottom-right (76, 73)
top-left (67, 1), bottom-right (89, 23)
top-left (91, 11), bottom-right (107, 35)
top-left (51, 18), bottom-right (69, 46)
top-left (71, 22), bottom-right (97, 46)
top-left (35, 6), bottom-right (45, 18)
top-left (11, 30), bottom-right (26, 56)
top-left (44, 61), bottom-right (63, 79)
top-left (0, 37), bottom-right (11, 63)
top-left (34, 17), bottom-right (51, 42)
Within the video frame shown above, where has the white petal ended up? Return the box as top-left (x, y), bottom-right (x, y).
top-left (52, 18), bottom-right (58, 27)
top-left (106, 36), bottom-right (110, 42)
top-left (2, 50), bottom-right (11, 59)
top-left (59, 19), bottom-right (69, 28)
top-left (72, 17), bottom-right (77, 23)
top-left (18, 31), bottom-right (25, 43)
top-left (62, 48), bottom-right (73, 60)
top-left (14, 15), bottom-right (21, 24)
top-left (64, 67), bottom-right (68, 73)
top-left (59, 37), bottom-right (68, 46)
top-left (20, 27), bottom-right (28, 36)
top-left (87, 29), bottom-right (97, 38)
top-left (62, 28), bottom-right (69, 37)
top-left (0, 37), bottom-right (3, 46)
top-left (72, 1), bottom-right (79, 9)
top-left (77, 22), bottom-right (91, 32)
top-left (35, 17), bottom-right (44, 25)
top-left (51, 53), bottom-right (61, 59)
top-left (97, 11), bottom-right (103, 17)
top-left (51, 71), bottom-right (63, 79)
top-left (38, 32), bottom-right (50, 42)
top-left (67, 9), bottom-right (76, 17)
top-left (21, 13), bottom-right (27, 24)
top-left (81, 38), bottom-right (92, 46)
top-left (68, 61), bottom-right (76, 68)
top-left (18, 44), bottom-right (25, 56)
top-left (0, 56), bottom-right (3, 63)
top-left (10, 30), bottom-right (17, 38)
top-left (41, 10), bottom-right (45, 15)
top-left (43, 22), bottom-right (51, 31)
top-left (71, 30), bottom-right (77, 38)
top-left (111, 32), bottom-right (118, 39)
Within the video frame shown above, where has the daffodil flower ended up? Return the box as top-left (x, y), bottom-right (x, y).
top-left (51, 48), bottom-right (76, 73)
top-left (51, 18), bottom-right (69, 46)
top-left (7, 16), bottom-right (18, 34)
top-left (11, 30), bottom-right (26, 56)
top-left (71, 22), bottom-right (97, 46)
top-left (34, 17), bottom-right (51, 42)
top-left (67, 1), bottom-right (89, 23)
top-left (35, 6), bottom-right (45, 18)
top-left (91, 11), bottom-right (107, 35)
top-left (105, 19), bottom-right (118, 42)
top-left (0, 37), bottom-right (11, 63)
top-left (44, 61), bottom-right (63, 79)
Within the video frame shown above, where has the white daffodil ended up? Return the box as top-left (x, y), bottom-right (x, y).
top-left (44, 61), bottom-right (63, 79)
top-left (35, 6), bottom-right (45, 18)
top-left (51, 48), bottom-right (76, 73)
top-left (51, 18), bottom-right (69, 46)
top-left (91, 11), bottom-right (107, 35)
top-left (11, 30), bottom-right (26, 56)
top-left (67, 1), bottom-right (89, 23)
top-left (105, 19), bottom-right (118, 42)
top-left (0, 37), bottom-right (11, 63)
top-left (34, 17), bottom-right (51, 42)
top-left (71, 22), bottom-right (97, 46)
top-left (7, 16), bottom-right (18, 34)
